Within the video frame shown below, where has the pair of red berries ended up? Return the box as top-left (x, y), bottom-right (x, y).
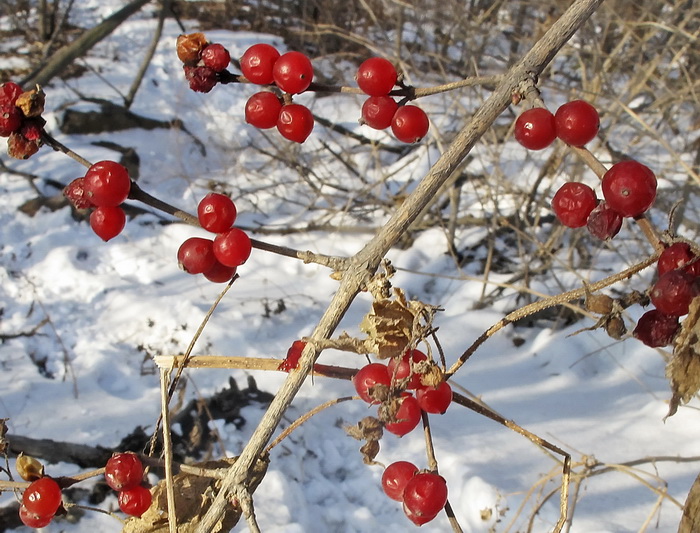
top-left (381, 461), bottom-right (449, 525)
top-left (550, 159), bottom-right (657, 239)
top-left (104, 452), bottom-right (153, 517)
top-left (352, 349), bottom-right (452, 437)
top-left (514, 99), bottom-right (600, 150)
top-left (241, 43), bottom-right (315, 143)
top-left (63, 160), bottom-right (132, 241)
top-left (177, 192), bottom-right (251, 283)
top-left (355, 57), bottom-right (430, 143)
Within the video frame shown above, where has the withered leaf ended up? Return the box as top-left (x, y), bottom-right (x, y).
top-left (666, 297), bottom-right (700, 418)
top-left (679, 471), bottom-right (700, 533)
top-left (16, 87), bottom-right (45, 118)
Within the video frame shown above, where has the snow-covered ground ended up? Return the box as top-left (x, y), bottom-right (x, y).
top-left (1, 2), bottom-right (700, 532)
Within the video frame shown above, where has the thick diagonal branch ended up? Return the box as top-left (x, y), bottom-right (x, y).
top-left (195, 1), bottom-right (605, 530)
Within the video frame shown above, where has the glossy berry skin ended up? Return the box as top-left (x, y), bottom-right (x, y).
top-left (352, 363), bottom-right (391, 403)
top-left (650, 270), bottom-right (699, 316)
top-left (83, 161), bottom-right (131, 207)
top-left (402, 472), bottom-right (448, 524)
top-left (658, 242), bottom-right (700, 277)
top-left (277, 104), bottom-right (314, 143)
top-left (361, 96), bottom-right (398, 130)
top-left (514, 107), bottom-right (556, 150)
top-left (387, 349), bottom-right (428, 389)
top-left (633, 309), bottom-right (680, 348)
top-left (19, 504), bottom-right (54, 528)
top-left (22, 477), bottom-right (62, 518)
top-left (90, 206), bottom-right (126, 241)
top-left (245, 92), bottom-right (283, 130)
top-left (198, 193), bottom-right (237, 233)
top-left (118, 485), bottom-right (152, 517)
top-left (213, 227), bottom-right (252, 267)
top-left (240, 44), bottom-right (280, 85)
top-left (0, 103), bottom-right (22, 137)
top-left (63, 177), bottom-right (94, 209)
top-left (416, 381), bottom-right (452, 414)
top-left (601, 160), bottom-right (657, 217)
top-left (382, 461), bottom-right (418, 501)
top-left (551, 182), bottom-right (598, 228)
top-left (202, 260), bottom-right (237, 283)
top-left (384, 394), bottom-right (422, 436)
top-left (554, 100), bottom-right (600, 147)
top-left (105, 452), bottom-right (145, 492)
top-left (0, 81), bottom-right (23, 105)
top-left (177, 237), bottom-right (217, 274)
top-left (391, 105), bottom-right (429, 143)
top-left (586, 201), bottom-right (623, 240)
top-left (272, 51), bottom-right (314, 94)
top-left (356, 57), bottom-right (397, 96)
top-left (201, 43), bottom-right (230, 72)
top-left (183, 65), bottom-right (218, 93)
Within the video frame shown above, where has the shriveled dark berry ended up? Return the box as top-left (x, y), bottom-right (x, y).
top-left (586, 201), bottom-right (623, 240)
top-left (633, 309), bottom-right (680, 347)
top-left (650, 270), bottom-right (699, 316)
top-left (183, 65), bottom-right (218, 93)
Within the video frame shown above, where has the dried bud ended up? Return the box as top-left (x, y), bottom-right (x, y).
top-left (176, 32), bottom-right (209, 66)
top-left (604, 315), bottom-right (626, 340)
top-left (585, 293), bottom-right (614, 315)
top-left (7, 131), bottom-right (40, 159)
top-left (16, 453), bottom-right (45, 482)
top-left (15, 87), bottom-right (45, 118)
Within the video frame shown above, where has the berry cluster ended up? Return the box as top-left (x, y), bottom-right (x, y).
top-left (176, 32), bottom-right (231, 93)
top-left (104, 452), bottom-right (152, 517)
top-left (177, 193), bottom-right (251, 283)
top-left (0, 81), bottom-right (46, 159)
top-left (633, 242), bottom-right (700, 347)
top-left (63, 160), bottom-right (132, 241)
top-left (515, 100), bottom-right (657, 240)
top-left (356, 58), bottom-right (430, 143)
top-left (381, 462), bottom-right (449, 525)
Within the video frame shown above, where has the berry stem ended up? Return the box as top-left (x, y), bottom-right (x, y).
top-left (420, 411), bottom-right (439, 472)
top-left (569, 145), bottom-right (607, 179)
top-left (128, 182), bottom-right (200, 226)
top-left (41, 130), bottom-right (92, 168)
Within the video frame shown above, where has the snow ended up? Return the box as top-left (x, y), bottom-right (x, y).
top-left (1, 2), bottom-right (700, 533)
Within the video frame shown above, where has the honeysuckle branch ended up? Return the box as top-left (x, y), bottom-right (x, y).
top-left (195, 1), bottom-right (606, 530)
top-left (41, 131), bottom-right (92, 168)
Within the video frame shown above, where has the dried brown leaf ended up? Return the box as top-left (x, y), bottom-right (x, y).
top-left (679, 471), bottom-right (700, 533)
top-left (666, 297), bottom-right (700, 418)
top-left (15, 87), bottom-right (45, 118)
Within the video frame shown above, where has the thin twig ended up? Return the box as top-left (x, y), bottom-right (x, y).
top-left (159, 368), bottom-right (177, 533)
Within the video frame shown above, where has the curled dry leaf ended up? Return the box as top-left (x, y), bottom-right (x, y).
top-left (122, 455), bottom-right (268, 533)
top-left (0, 418), bottom-right (7, 455)
top-left (16, 453), bottom-right (45, 482)
top-left (679, 471), bottom-right (700, 533)
top-left (666, 296), bottom-right (700, 418)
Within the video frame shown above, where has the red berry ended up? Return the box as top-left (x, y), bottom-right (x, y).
top-left (387, 349), bottom-right (428, 390)
top-left (183, 65), bottom-right (218, 93)
top-left (361, 96), bottom-right (398, 130)
top-left (0, 81), bottom-right (23, 105)
top-left (279, 340), bottom-right (307, 372)
top-left (118, 485), bottom-right (152, 517)
top-left (22, 477), bottom-right (62, 518)
top-left (240, 44), bottom-right (280, 85)
top-left (197, 193), bottom-right (237, 233)
top-left (391, 105), bottom-right (429, 143)
top-left (554, 100), bottom-right (600, 147)
top-left (356, 57), bottom-right (397, 96)
top-left (402, 472), bottom-right (448, 525)
top-left (201, 43), bottom-right (230, 72)
top-left (202, 260), bottom-right (237, 283)
top-left (416, 381), bottom-right (452, 414)
top-left (650, 270), bottom-right (699, 316)
top-left (245, 91), bottom-right (283, 129)
top-left (514, 107), bottom-right (556, 150)
top-left (352, 363), bottom-right (391, 404)
top-left (272, 51), bottom-right (314, 94)
top-left (382, 461), bottom-right (418, 501)
top-left (384, 394), bottom-right (422, 436)
top-left (551, 182), bottom-right (598, 228)
top-left (658, 242), bottom-right (700, 277)
top-left (90, 206), bottom-right (126, 241)
top-left (633, 309), bottom-right (680, 348)
top-left (0, 103), bottom-right (22, 137)
top-left (586, 201), bottom-right (623, 240)
top-left (63, 177), bottom-right (94, 209)
top-left (105, 452), bottom-right (145, 492)
top-left (403, 501), bottom-right (438, 526)
top-left (213, 227), bottom-right (252, 267)
top-left (83, 160), bottom-right (131, 207)
top-left (177, 237), bottom-right (217, 274)
top-left (601, 160), bottom-right (656, 217)
top-left (19, 504), bottom-right (54, 528)
top-left (277, 104), bottom-right (314, 143)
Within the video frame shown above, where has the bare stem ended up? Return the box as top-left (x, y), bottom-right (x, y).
top-left (41, 131), bottom-right (92, 168)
